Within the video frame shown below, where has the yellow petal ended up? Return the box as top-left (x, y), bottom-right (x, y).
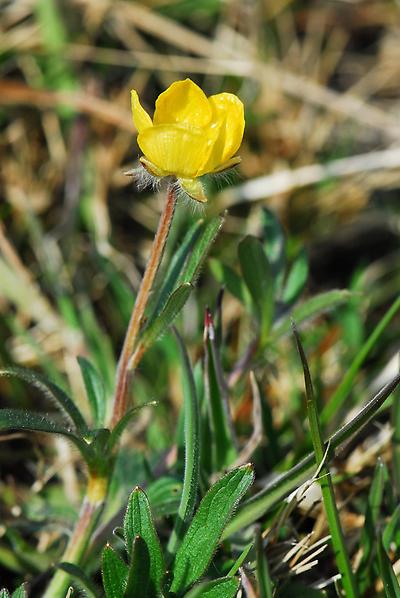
top-left (137, 124), bottom-right (213, 178)
top-left (179, 178), bottom-right (208, 203)
top-left (131, 90), bottom-right (153, 133)
top-left (201, 92), bottom-right (244, 173)
top-left (153, 79), bottom-right (212, 127)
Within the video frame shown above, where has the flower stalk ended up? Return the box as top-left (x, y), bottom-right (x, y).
top-left (110, 183), bottom-right (178, 428)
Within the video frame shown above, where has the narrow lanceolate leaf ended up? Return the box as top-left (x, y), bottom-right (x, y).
top-left (271, 289), bottom-right (352, 341)
top-left (140, 283), bottom-right (192, 349)
top-left (180, 215), bottom-right (224, 285)
top-left (123, 487), bottom-right (165, 594)
top-left (377, 535), bottom-right (400, 598)
top-left (11, 585), bottom-right (28, 598)
top-left (261, 207), bottom-right (286, 276)
top-left (149, 218), bottom-right (204, 320)
top-left (124, 535), bottom-right (150, 598)
top-left (0, 409), bottom-right (93, 463)
top-left (282, 249), bottom-right (308, 305)
top-left (101, 545), bottom-right (128, 598)
top-left (108, 402), bottom-right (157, 451)
top-left (167, 330), bottom-right (200, 558)
top-left (204, 309), bottom-right (237, 471)
top-left (0, 591), bottom-right (10, 598)
top-left (0, 367), bottom-right (88, 432)
top-left (184, 576), bottom-right (240, 598)
top-left (209, 258), bottom-right (251, 306)
top-left (238, 236), bottom-right (274, 346)
top-left (170, 464), bottom-right (254, 594)
top-left (77, 356), bottom-right (106, 426)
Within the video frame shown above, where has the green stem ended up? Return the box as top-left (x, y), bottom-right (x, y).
top-left (110, 184), bottom-right (178, 428)
top-left (293, 325), bottom-right (359, 598)
top-left (43, 475), bottom-right (107, 598)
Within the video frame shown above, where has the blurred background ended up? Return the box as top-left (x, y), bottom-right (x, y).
top-left (1, 0), bottom-right (400, 591)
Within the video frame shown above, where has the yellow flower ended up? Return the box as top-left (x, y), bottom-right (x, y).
top-left (131, 79), bottom-right (245, 202)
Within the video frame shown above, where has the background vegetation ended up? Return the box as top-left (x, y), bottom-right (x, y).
top-left (1, 0), bottom-right (400, 595)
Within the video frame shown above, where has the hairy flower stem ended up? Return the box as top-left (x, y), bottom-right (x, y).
top-left (43, 475), bottom-right (108, 598)
top-left (110, 184), bottom-right (177, 428)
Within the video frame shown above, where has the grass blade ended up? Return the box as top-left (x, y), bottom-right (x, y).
top-left (292, 323), bottom-right (358, 597)
top-left (224, 373), bottom-right (400, 538)
top-left (321, 294), bottom-right (400, 423)
top-left (377, 535), bottom-right (400, 598)
top-left (256, 528), bottom-right (273, 598)
top-left (357, 459), bottom-right (386, 591)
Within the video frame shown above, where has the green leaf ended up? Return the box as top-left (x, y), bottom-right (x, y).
top-left (149, 218), bottom-right (204, 319)
top-left (209, 259), bottom-right (250, 305)
top-left (124, 535), bottom-right (151, 597)
top-left (11, 585), bottom-right (28, 598)
top-left (357, 459), bottom-right (386, 590)
top-left (146, 477), bottom-right (182, 518)
top-left (204, 310), bottom-right (237, 470)
top-left (271, 289), bottom-right (352, 341)
top-left (57, 562), bottom-right (98, 597)
top-left (0, 367), bottom-right (88, 432)
top-left (256, 528), bottom-right (273, 598)
top-left (102, 545), bottom-right (128, 598)
top-left (184, 576), bottom-right (240, 598)
top-left (0, 590), bottom-right (10, 598)
top-left (224, 374), bottom-right (400, 538)
top-left (123, 487), bottom-right (165, 594)
top-left (227, 542), bottom-right (253, 577)
top-left (321, 294), bottom-right (400, 424)
top-left (238, 236), bottom-right (274, 345)
top-left (0, 409), bottom-right (93, 463)
top-left (383, 504), bottom-right (400, 552)
top-left (77, 356), bottom-right (106, 427)
top-left (141, 284), bottom-right (192, 349)
top-left (108, 402), bottom-right (157, 451)
top-left (180, 215), bottom-right (224, 285)
top-left (170, 464), bottom-right (254, 594)
top-left (261, 207), bottom-right (286, 275)
top-left (377, 535), bottom-right (400, 598)
top-left (282, 249), bottom-right (308, 305)
top-left (167, 329), bottom-right (201, 558)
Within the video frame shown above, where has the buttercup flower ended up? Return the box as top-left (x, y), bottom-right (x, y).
top-left (131, 78), bottom-right (245, 202)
